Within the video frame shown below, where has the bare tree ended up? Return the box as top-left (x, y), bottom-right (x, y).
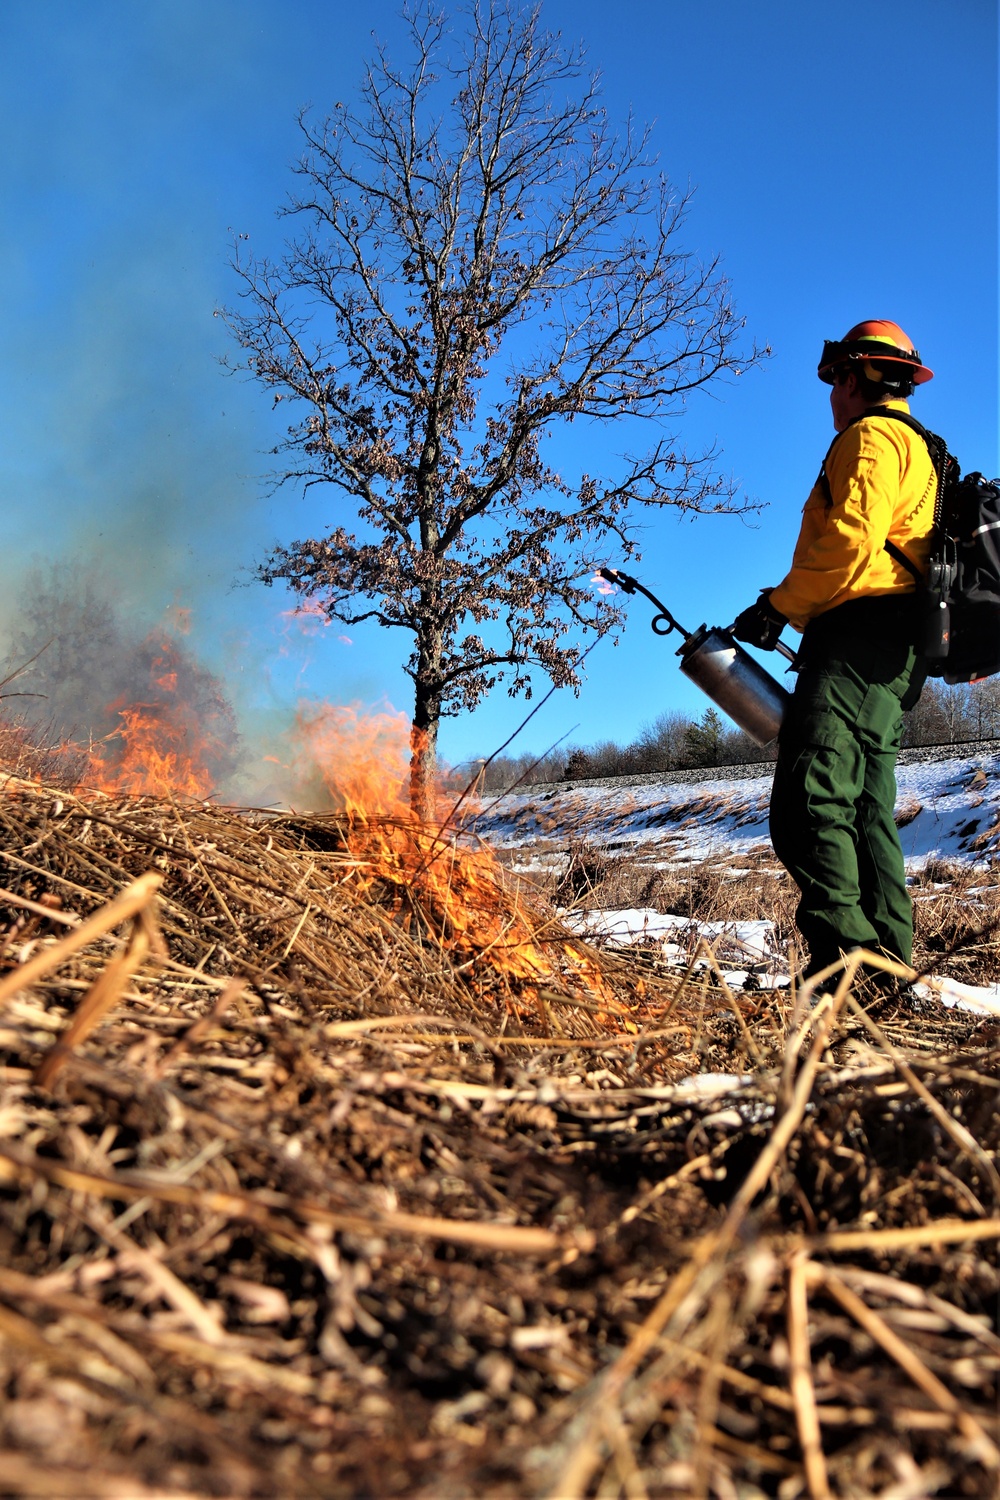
top-left (222, 1), bottom-right (762, 815)
top-left (903, 677), bottom-right (1000, 748)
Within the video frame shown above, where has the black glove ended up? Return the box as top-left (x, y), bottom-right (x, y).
top-left (732, 590), bottom-right (787, 650)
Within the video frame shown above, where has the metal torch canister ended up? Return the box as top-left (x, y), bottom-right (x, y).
top-left (677, 625), bottom-right (792, 747)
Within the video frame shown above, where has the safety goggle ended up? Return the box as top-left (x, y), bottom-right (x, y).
top-left (818, 337), bottom-right (920, 376)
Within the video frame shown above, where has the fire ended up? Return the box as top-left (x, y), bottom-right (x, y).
top-left (294, 701), bottom-right (414, 818)
top-left (287, 702), bottom-right (624, 1021)
top-left (83, 633), bottom-right (235, 800)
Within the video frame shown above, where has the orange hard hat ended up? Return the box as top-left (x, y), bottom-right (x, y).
top-left (818, 319), bottom-right (933, 384)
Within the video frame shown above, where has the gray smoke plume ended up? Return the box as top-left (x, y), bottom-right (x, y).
top-left (5, 560), bottom-right (241, 794)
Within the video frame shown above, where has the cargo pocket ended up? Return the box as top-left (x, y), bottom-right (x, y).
top-left (780, 696), bottom-right (854, 756)
top-left (855, 682), bottom-right (906, 754)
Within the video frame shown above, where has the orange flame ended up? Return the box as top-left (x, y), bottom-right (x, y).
top-left (284, 703), bottom-right (623, 1022)
top-left (83, 635), bottom-right (229, 800)
top-left (294, 701), bottom-right (413, 817)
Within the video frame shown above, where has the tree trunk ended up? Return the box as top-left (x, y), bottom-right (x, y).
top-left (409, 701), bottom-right (440, 822)
top-left (409, 632), bottom-right (443, 821)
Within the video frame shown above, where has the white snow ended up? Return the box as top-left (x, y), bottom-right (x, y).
top-left (565, 907), bottom-right (773, 956)
top-left (474, 749), bottom-right (1000, 1015)
top-left (563, 907), bottom-right (770, 955)
top-left (476, 773), bottom-right (776, 864)
top-left (475, 750), bottom-right (1000, 869)
top-left (569, 904), bottom-right (1000, 1013)
top-left (915, 975), bottom-right (1000, 1016)
top-left (564, 905), bottom-right (787, 992)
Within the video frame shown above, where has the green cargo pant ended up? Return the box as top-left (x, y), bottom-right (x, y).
top-left (769, 601), bottom-right (925, 977)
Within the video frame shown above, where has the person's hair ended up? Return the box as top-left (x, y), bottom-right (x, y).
top-left (832, 360), bottom-right (916, 402)
top-left (859, 360), bottom-right (915, 401)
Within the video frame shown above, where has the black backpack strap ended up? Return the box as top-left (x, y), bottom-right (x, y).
top-left (816, 407), bottom-right (946, 580)
top-left (884, 536), bottom-right (923, 582)
top-left (815, 409), bottom-right (939, 506)
top-left (857, 407), bottom-right (933, 443)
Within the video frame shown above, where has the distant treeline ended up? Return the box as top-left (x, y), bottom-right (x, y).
top-left (471, 677), bottom-right (1000, 793)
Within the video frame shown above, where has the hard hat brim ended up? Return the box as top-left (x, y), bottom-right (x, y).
top-left (817, 358), bottom-right (934, 385)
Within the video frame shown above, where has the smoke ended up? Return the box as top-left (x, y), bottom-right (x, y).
top-left (0, 3), bottom-right (292, 689)
top-left (5, 561), bottom-right (241, 794)
top-left (0, 3), bottom-right (424, 798)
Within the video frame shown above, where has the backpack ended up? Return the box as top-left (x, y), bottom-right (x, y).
top-left (832, 409), bottom-right (1000, 684)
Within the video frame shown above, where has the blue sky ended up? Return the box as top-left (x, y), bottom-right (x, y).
top-left (0, 0), bottom-right (995, 782)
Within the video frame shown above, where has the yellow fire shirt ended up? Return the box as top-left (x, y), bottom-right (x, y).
top-left (769, 400), bottom-right (937, 632)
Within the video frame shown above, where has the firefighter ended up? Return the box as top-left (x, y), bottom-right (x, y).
top-left (732, 320), bottom-right (936, 981)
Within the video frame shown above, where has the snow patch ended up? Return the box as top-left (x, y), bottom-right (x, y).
top-left (564, 907), bottom-right (775, 960)
top-left (476, 751), bottom-right (1000, 869)
top-left (915, 976), bottom-right (1000, 1016)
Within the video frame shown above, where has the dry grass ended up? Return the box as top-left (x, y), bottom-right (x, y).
top-left (0, 775), bottom-right (996, 1497)
top-left (910, 863), bottom-right (1000, 985)
top-left (509, 837), bottom-right (1000, 994)
top-left (0, 714), bottom-right (90, 789)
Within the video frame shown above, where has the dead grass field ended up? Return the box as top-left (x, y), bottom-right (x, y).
top-left (499, 835), bottom-right (1000, 996)
top-left (0, 758), bottom-right (996, 1498)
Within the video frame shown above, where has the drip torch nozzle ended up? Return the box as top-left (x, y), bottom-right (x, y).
top-left (598, 567), bottom-right (636, 594)
top-left (599, 568), bottom-right (689, 638)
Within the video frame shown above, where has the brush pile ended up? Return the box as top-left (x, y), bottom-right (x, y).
top-left (0, 774), bottom-right (997, 1498)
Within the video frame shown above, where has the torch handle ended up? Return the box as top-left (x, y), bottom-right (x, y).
top-left (722, 623), bottom-right (799, 670)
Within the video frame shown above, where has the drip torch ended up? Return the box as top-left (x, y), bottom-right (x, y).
top-left (598, 568), bottom-right (798, 746)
